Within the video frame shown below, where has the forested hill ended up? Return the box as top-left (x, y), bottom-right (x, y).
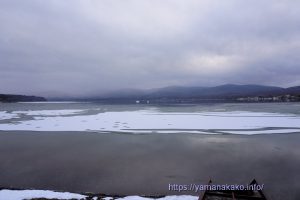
top-left (0, 94), bottom-right (47, 102)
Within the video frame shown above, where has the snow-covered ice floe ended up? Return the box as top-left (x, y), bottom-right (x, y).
top-left (0, 189), bottom-right (86, 200)
top-left (13, 109), bottom-right (84, 116)
top-left (1, 109), bottom-right (300, 135)
top-left (0, 189), bottom-right (197, 200)
top-left (0, 111), bottom-right (19, 120)
top-left (113, 195), bottom-right (198, 200)
top-left (18, 101), bottom-right (83, 104)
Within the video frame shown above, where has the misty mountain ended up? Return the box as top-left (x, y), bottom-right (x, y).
top-left (98, 84), bottom-right (300, 100)
top-left (285, 86), bottom-right (300, 95)
top-left (99, 88), bottom-right (147, 99)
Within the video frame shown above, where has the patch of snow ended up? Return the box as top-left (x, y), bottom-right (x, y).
top-left (115, 196), bottom-right (198, 200)
top-left (0, 189), bottom-right (86, 200)
top-left (116, 196), bottom-right (157, 200)
top-left (103, 197), bottom-right (114, 200)
top-left (158, 196), bottom-right (198, 200)
top-left (0, 189), bottom-right (198, 200)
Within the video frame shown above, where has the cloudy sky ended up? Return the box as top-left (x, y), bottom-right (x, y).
top-left (1, 0), bottom-right (300, 97)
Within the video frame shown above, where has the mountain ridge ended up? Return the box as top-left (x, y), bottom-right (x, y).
top-left (84, 84), bottom-right (300, 103)
top-left (0, 94), bottom-right (47, 102)
top-left (94, 84), bottom-right (299, 100)
top-left (7, 84), bottom-right (300, 102)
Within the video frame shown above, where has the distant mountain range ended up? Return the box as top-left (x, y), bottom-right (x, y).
top-left (92, 84), bottom-right (300, 103)
top-left (0, 94), bottom-right (47, 102)
top-left (2, 84), bottom-right (300, 103)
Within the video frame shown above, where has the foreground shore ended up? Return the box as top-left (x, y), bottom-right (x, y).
top-left (0, 131), bottom-right (299, 200)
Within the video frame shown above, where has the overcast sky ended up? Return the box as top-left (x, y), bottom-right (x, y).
top-left (1, 0), bottom-right (300, 97)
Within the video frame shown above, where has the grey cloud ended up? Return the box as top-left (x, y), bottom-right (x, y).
top-left (0, 0), bottom-right (300, 97)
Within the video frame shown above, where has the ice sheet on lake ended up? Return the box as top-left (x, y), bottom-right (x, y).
top-left (18, 101), bottom-right (82, 104)
top-left (13, 109), bottom-right (84, 116)
top-left (1, 109), bottom-right (300, 134)
top-left (0, 111), bottom-right (19, 120)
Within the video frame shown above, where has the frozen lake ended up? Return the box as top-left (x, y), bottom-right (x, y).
top-left (1, 103), bottom-right (300, 199)
top-left (1, 102), bottom-right (300, 134)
